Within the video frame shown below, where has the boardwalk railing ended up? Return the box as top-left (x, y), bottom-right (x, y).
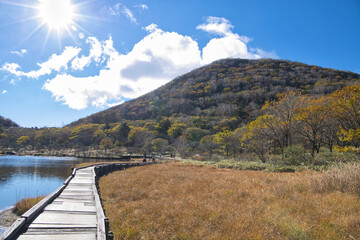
top-left (1, 162), bottom-right (158, 240)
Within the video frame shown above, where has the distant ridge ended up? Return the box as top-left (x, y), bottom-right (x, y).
top-left (69, 58), bottom-right (360, 127)
top-left (0, 115), bottom-right (19, 128)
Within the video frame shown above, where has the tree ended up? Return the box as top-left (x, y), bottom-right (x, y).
top-left (329, 84), bottom-right (360, 152)
top-left (183, 127), bottom-right (210, 150)
top-left (69, 124), bottom-right (100, 147)
top-left (128, 127), bottom-right (155, 154)
top-left (241, 119), bottom-right (272, 163)
top-left (17, 136), bottom-right (30, 146)
top-left (294, 96), bottom-right (331, 158)
top-left (214, 129), bottom-right (240, 158)
top-left (99, 137), bottom-right (113, 153)
top-left (262, 91), bottom-right (303, 148)
top-left (167, 123), bottom-right (186, 138)
top-left (152, 138), bottom-right (169, 153)
top-left (113, 122), bottom-right (130, 146)
top-left (173, 136), bottom-right (191, 158)
top-left (155, 118), bottom-right (171, 136)
top-left (200, 135), bottom-right (218, 157)
top-left (183, 128), bottom-right (210, 142)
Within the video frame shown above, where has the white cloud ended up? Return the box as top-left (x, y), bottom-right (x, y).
top-left (44, 28), bottom-right (202, 109)
top-left (2, 90), bottom-right (7, 94)
top-left (122, 5), bottom-right (136, 23)
top-left (144, 23), bottom-right (159, 33)
top-left (1, 63), bottom-right (23, 76)
top-left (135, 4), bottom-right (148, 10)
top-left (71, 37), bottom-right (103, 70)
top-left (197, 17), bottom-right (234, 36)
top-left (26, 47), bottom-right (81, 78)
top-left (10, 49), bottom-right (27, 57)
top-left (108, 100), bottom-right (125, 108)
top-left (4, 17), bottom-right (277, 110)
top-left (78, 32), bottom-right (85, 39)
top-left (198, 16), bottom-right (277, 64)
top-left (109, 3), bottom-right (137, 23)
top-left (1, 47), bottom-right (80, 78)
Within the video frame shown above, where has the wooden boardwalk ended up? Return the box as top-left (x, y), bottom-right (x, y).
top-left (17, 167), bottom-right (98, 240)
top-left (1, 162), bottom-right (156, 240)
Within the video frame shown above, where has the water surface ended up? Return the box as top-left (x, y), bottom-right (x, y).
top-left (0, 155), bottom-right (100, 234)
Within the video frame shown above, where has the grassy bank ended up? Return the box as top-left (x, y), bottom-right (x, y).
top-left (12, 196), bottom-right (45, 216)
top-left (99, 162), bottom-right (360, 239)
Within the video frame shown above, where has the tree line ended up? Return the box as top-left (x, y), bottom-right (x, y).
top-left (1, 83), bottom-right (359, 165)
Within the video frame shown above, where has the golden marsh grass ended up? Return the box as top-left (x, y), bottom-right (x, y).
top-left (99, 162), bottom-right (360, 239)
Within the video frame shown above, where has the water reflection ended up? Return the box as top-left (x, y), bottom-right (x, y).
top-left (0, 155), bottom-right (100, 211)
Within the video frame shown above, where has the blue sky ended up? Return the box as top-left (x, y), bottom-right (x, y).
top-left (0, 0), bottom-right (359, 127)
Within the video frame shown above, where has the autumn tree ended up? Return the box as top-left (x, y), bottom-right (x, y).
top-left (99, 137), bottom-right (113, 153)
top-left (69, 124), bottom-right (100, 147)
top-left (329, 84), bottom-right (360, 152)
top-left (17, 135), bottom-right (30, 146)
top-left (294, 96), bottom-right (331, 158)
top-left (167, 123), bottom-right (186, 138)
top-left (214, 129), bottom-right (240, 158)
top-left (241, 118), bottom-right (272, 163)
top-left (262, 91), bottom-right (303, 148)
top-left (34, 128), bottom-right (56, 149)
top-left (155, 118), bottom-right (171, 136)
top-left (200, 135), bottom-right (218, 157)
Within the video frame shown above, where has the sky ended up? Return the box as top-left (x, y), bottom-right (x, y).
top-left (0, 0), bottom-right (359, 128)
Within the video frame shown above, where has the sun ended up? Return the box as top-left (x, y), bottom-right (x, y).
top-left (38, 0), bottom-right (74, 30)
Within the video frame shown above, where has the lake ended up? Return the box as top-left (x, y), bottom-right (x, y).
top-left (0, 155), bottom-right (100, 234)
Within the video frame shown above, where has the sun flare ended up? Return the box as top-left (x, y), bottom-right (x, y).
top-left (38, 0), bottom-right (74, 30)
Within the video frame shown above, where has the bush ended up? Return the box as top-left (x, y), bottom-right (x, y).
top-left (314, 151), bottom-right (359, 166)
top-left (12, 196), bottom-right (45, 216)
top-left (215, 160), bottom-right (268, 171)
top-left (282, 146), bottom-right (311, 165)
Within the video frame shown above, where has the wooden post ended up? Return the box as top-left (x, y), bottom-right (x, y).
top-left (107, 231), bottom-right (114, 240)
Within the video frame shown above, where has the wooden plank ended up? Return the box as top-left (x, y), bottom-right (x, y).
top-left (22, 185), bottom-right (66, 222)
top-left (24, 228), bottom-right (97, 233)
top-left (17, 233), bottom-right (96, 240)
top-left (31, 212), bottom-right (97, 226)
top-left (28, 223), bottom-right (97, 229)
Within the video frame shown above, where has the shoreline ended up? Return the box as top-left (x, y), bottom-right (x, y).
top-left (0, 152), bottom-right (153, 161)
top-left (0, 207), bottom-right (18, 234)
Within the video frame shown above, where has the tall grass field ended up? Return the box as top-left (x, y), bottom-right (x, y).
top-left (99, 162), bottom-right (360, 239)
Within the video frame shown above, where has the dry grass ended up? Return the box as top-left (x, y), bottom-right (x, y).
top-left (312, 162), bottom-right (360, 196)
top-left (99, 162), bottom-right (360, 240)
top-left (75, 161), bottom-right (138, 168)
top-left (12, 196), bottom-right (45, 216)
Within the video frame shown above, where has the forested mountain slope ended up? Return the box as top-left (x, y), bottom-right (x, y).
top-left (0, 116), bottom-right (19, 128)
top-left (71, 58), bottom-right (360, 126)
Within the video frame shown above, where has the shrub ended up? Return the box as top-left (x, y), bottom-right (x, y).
top-left (12, 196), bottom-right (45, 216)
top-left (282, 146), bottom-right (311, 165)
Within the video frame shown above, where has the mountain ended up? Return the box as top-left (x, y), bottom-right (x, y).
top-left (0, 116), bottom-right (19, 128)
top-left (70, 58), bottom-right (360, 127)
